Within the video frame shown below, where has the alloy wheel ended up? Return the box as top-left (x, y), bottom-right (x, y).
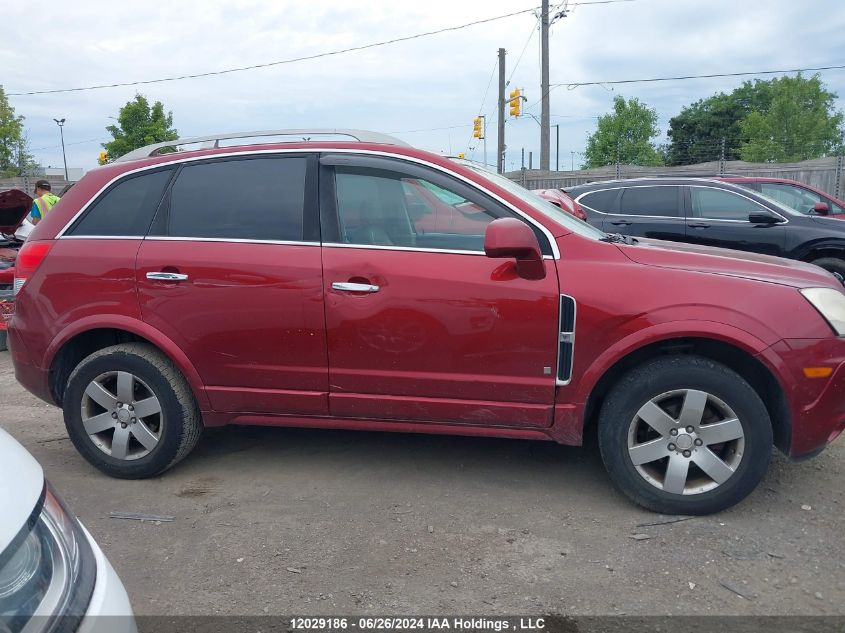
top-left (626, 389), bottom-right (745, 495)
top-left (80, 371), bottom-right (163, 460)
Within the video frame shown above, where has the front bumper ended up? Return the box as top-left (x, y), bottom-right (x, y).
top-left (759, 337), bottom-right (845, 458)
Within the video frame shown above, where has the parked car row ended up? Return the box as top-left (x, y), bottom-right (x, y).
top-left (6, 128), bottom-right (845, 519)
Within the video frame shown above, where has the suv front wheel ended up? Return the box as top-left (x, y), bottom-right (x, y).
top-left (63, 343), bottom-right (203, 478)
top-left (598, 355), bottom-right (773, 515)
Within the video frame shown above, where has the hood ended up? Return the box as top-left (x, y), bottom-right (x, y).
top-left (620, 238), bottom-right (841, 289)
top-left (0, 427), bottom-right (44, 552)
top-left (0, 189), bottom-right (32, 235)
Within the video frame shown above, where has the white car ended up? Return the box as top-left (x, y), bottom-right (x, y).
top-left (0, 427), bottom-right (136, 633)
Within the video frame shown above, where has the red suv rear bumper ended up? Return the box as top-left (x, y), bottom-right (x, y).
top-left (759, 337), bottom-right (845, 458)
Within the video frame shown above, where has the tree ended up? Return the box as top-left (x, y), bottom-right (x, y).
top-left (584, 96), bottom-right (663, 168)
top-left (0, 85), bottom-right (27, 177)
top-left (664, 82), bottom-right (774, 165)
top-left (101, 94), bottom-right (178, 162)
top-left (739, 74), bottom-right (844, 162)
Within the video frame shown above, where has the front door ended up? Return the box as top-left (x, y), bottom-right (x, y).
top-left (136, 153), bottom-right (329, 416)
top-left (683, 185), bottom-right (786, 255)
top-left (319, 155), bottom-right (560, 428)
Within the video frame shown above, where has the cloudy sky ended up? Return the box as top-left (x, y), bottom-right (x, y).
top-left (3, 0), bottom-right (845, 173)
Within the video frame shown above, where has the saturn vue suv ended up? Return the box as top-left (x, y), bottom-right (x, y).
top-left (7, 129), bottom-right (845, 515)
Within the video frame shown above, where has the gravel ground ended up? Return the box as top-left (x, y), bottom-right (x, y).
top-left (1, 351), bottom-right (843, 617)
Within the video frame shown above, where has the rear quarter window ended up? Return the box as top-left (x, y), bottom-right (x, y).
top-left (66, 168), bottom-right (174, 237)
top-left (578, 188), bottom-right (619, 213)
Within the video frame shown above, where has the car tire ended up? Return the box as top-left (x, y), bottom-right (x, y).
top-left (598, 355), bottom-right (772, 515)
top-left (810, 257), bottom-right (845, 278)
top-left (63, 343), bottom-right (202, 479)
top-left (0, 331), bottom-right (6, 352)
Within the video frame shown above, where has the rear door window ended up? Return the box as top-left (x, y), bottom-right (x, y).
top-left (67, 168), bottom-right (174, 236)
top-left (618, 186), bottom-right (681, 217)
top-left (159, 156), bottom-right (308, 241)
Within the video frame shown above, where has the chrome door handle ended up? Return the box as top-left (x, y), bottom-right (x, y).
top-left (332, 282), bottom-right (380, 293)
top-left (146, 272), bottom-right (188, 281)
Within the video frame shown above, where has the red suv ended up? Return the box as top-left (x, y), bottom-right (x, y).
top-left (8, 130), bottom-right (845, 515)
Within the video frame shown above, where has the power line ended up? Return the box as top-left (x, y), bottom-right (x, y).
top-left (556, 64), bottom-right (845, 89)
top-left (9, 8), bottom-right (541, 97)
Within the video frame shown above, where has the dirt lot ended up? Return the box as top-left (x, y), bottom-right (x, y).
top-left (1, 350), bottom-right (844, 617)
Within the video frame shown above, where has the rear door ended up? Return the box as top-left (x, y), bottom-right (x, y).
top-left (319, 154), bottom-right (560, 428)
top-left (684, 185), bottom-right (786, 255)
top-left (611, 185), bottom-right (686, 240)
top-left (136, 153), bottom-right (329, 416)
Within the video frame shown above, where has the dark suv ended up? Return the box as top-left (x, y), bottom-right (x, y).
top-left (568, 177), bottom-right (845, 276)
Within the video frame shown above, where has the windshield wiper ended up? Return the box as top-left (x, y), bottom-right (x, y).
top-left (600, 232), bottom-right (638, 245)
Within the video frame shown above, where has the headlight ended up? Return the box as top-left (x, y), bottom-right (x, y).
top-left (0, 483), bottom-right (96, 633)
top-left (801, 287), bottom-right (845, 336)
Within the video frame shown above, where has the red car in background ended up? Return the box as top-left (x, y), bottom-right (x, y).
top-left (532, 188), bottom-right (587, 220)
top-left (0, 189), bottom-right (31, 350)
top-left (720, 176), bottom-right (845, 218)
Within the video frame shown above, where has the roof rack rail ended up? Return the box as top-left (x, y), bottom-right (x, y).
top-left (115, 128), bottom-right (411, 163)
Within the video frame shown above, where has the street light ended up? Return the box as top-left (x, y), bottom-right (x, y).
top-left (53, 118), bottom-right (68, 181)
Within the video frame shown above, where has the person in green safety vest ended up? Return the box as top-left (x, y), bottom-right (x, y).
top-left (29, 179), bottom-right (61, 225)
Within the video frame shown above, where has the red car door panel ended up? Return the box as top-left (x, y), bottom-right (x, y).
top-left (137, 154), bottom-right (328, 415)
top-left (320, 155), bottom-right (560, 427)
top-left (137, 240), bottom-right (327, 415)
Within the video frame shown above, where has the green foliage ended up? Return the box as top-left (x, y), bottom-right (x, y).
top-left (102, 94), bottom-right (178, 162)
top-left (738, 74), bottom-right (844, 162)
top-left (666, 74), bottom-right (843, 165)
top-left (0, 85), bottom-right (29, 177)
top-left (584, 96), bottom-right (663, 168)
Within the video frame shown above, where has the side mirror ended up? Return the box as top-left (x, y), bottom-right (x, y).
top-left (813, 202), bottom-right (830, 216)
top-left (748, 212), bottom-right (783, 225)
top-left (484, 218), bottom-right (545, 280)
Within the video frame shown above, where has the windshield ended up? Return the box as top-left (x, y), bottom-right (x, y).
top-left (457, 161), bottom-right (607, 240)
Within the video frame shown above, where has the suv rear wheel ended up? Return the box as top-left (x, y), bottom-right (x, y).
top-left (598, 355), bottom-right (772, 515)
top-left (63, 343), bottom-right (202, 478)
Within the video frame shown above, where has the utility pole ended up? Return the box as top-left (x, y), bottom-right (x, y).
top-left (497, 48), bottom-right (506, 174)
top-left (540, 0), bottom-right (551, 171)
top-left (482, 116), bottom-right (488, 168)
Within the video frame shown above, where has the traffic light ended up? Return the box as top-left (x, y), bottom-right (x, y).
top-left (509, 88), bottom-right (522, 117)
top-left (98, 151), bottom-right (108, 165)
top-left (457, 152), bottom-right (466, 159)
top-left (472, 116), bottom-right (484, 139)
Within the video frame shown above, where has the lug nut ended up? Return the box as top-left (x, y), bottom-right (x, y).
top-left (670, 429), bottom-right (678, 436)
top-left (694, 438), bottom-right (703, 446)
top-left (116, 402), bottom-right (122, 407)
top-left (686, 426), bottom-right (694, 433)
top-left (111, 412), bottom-right (117, 419)
top-left (129, 405), bottom-right (134, 411)
top-left (683, 450), bottom-right (691, 458)
top-left (120, 422), bottom-right (127, 429)
top-left (668, 443), bottom-right (676, 451)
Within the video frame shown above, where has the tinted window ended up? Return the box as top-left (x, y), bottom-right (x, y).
top-left (619, 186), bottom-right (680, 217)
top-left (690, 187), bottom-right (765, 220)
top-left (760, 183), bottom-right (827, 214)
top-left (163, 157), bottom-right (306, 240)
top-left (578, 188), bottom-right (618, 213)
top-left (68, 168), bottom-right (173, 236)
top-left (335, 167), bottom-right (504, 252)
